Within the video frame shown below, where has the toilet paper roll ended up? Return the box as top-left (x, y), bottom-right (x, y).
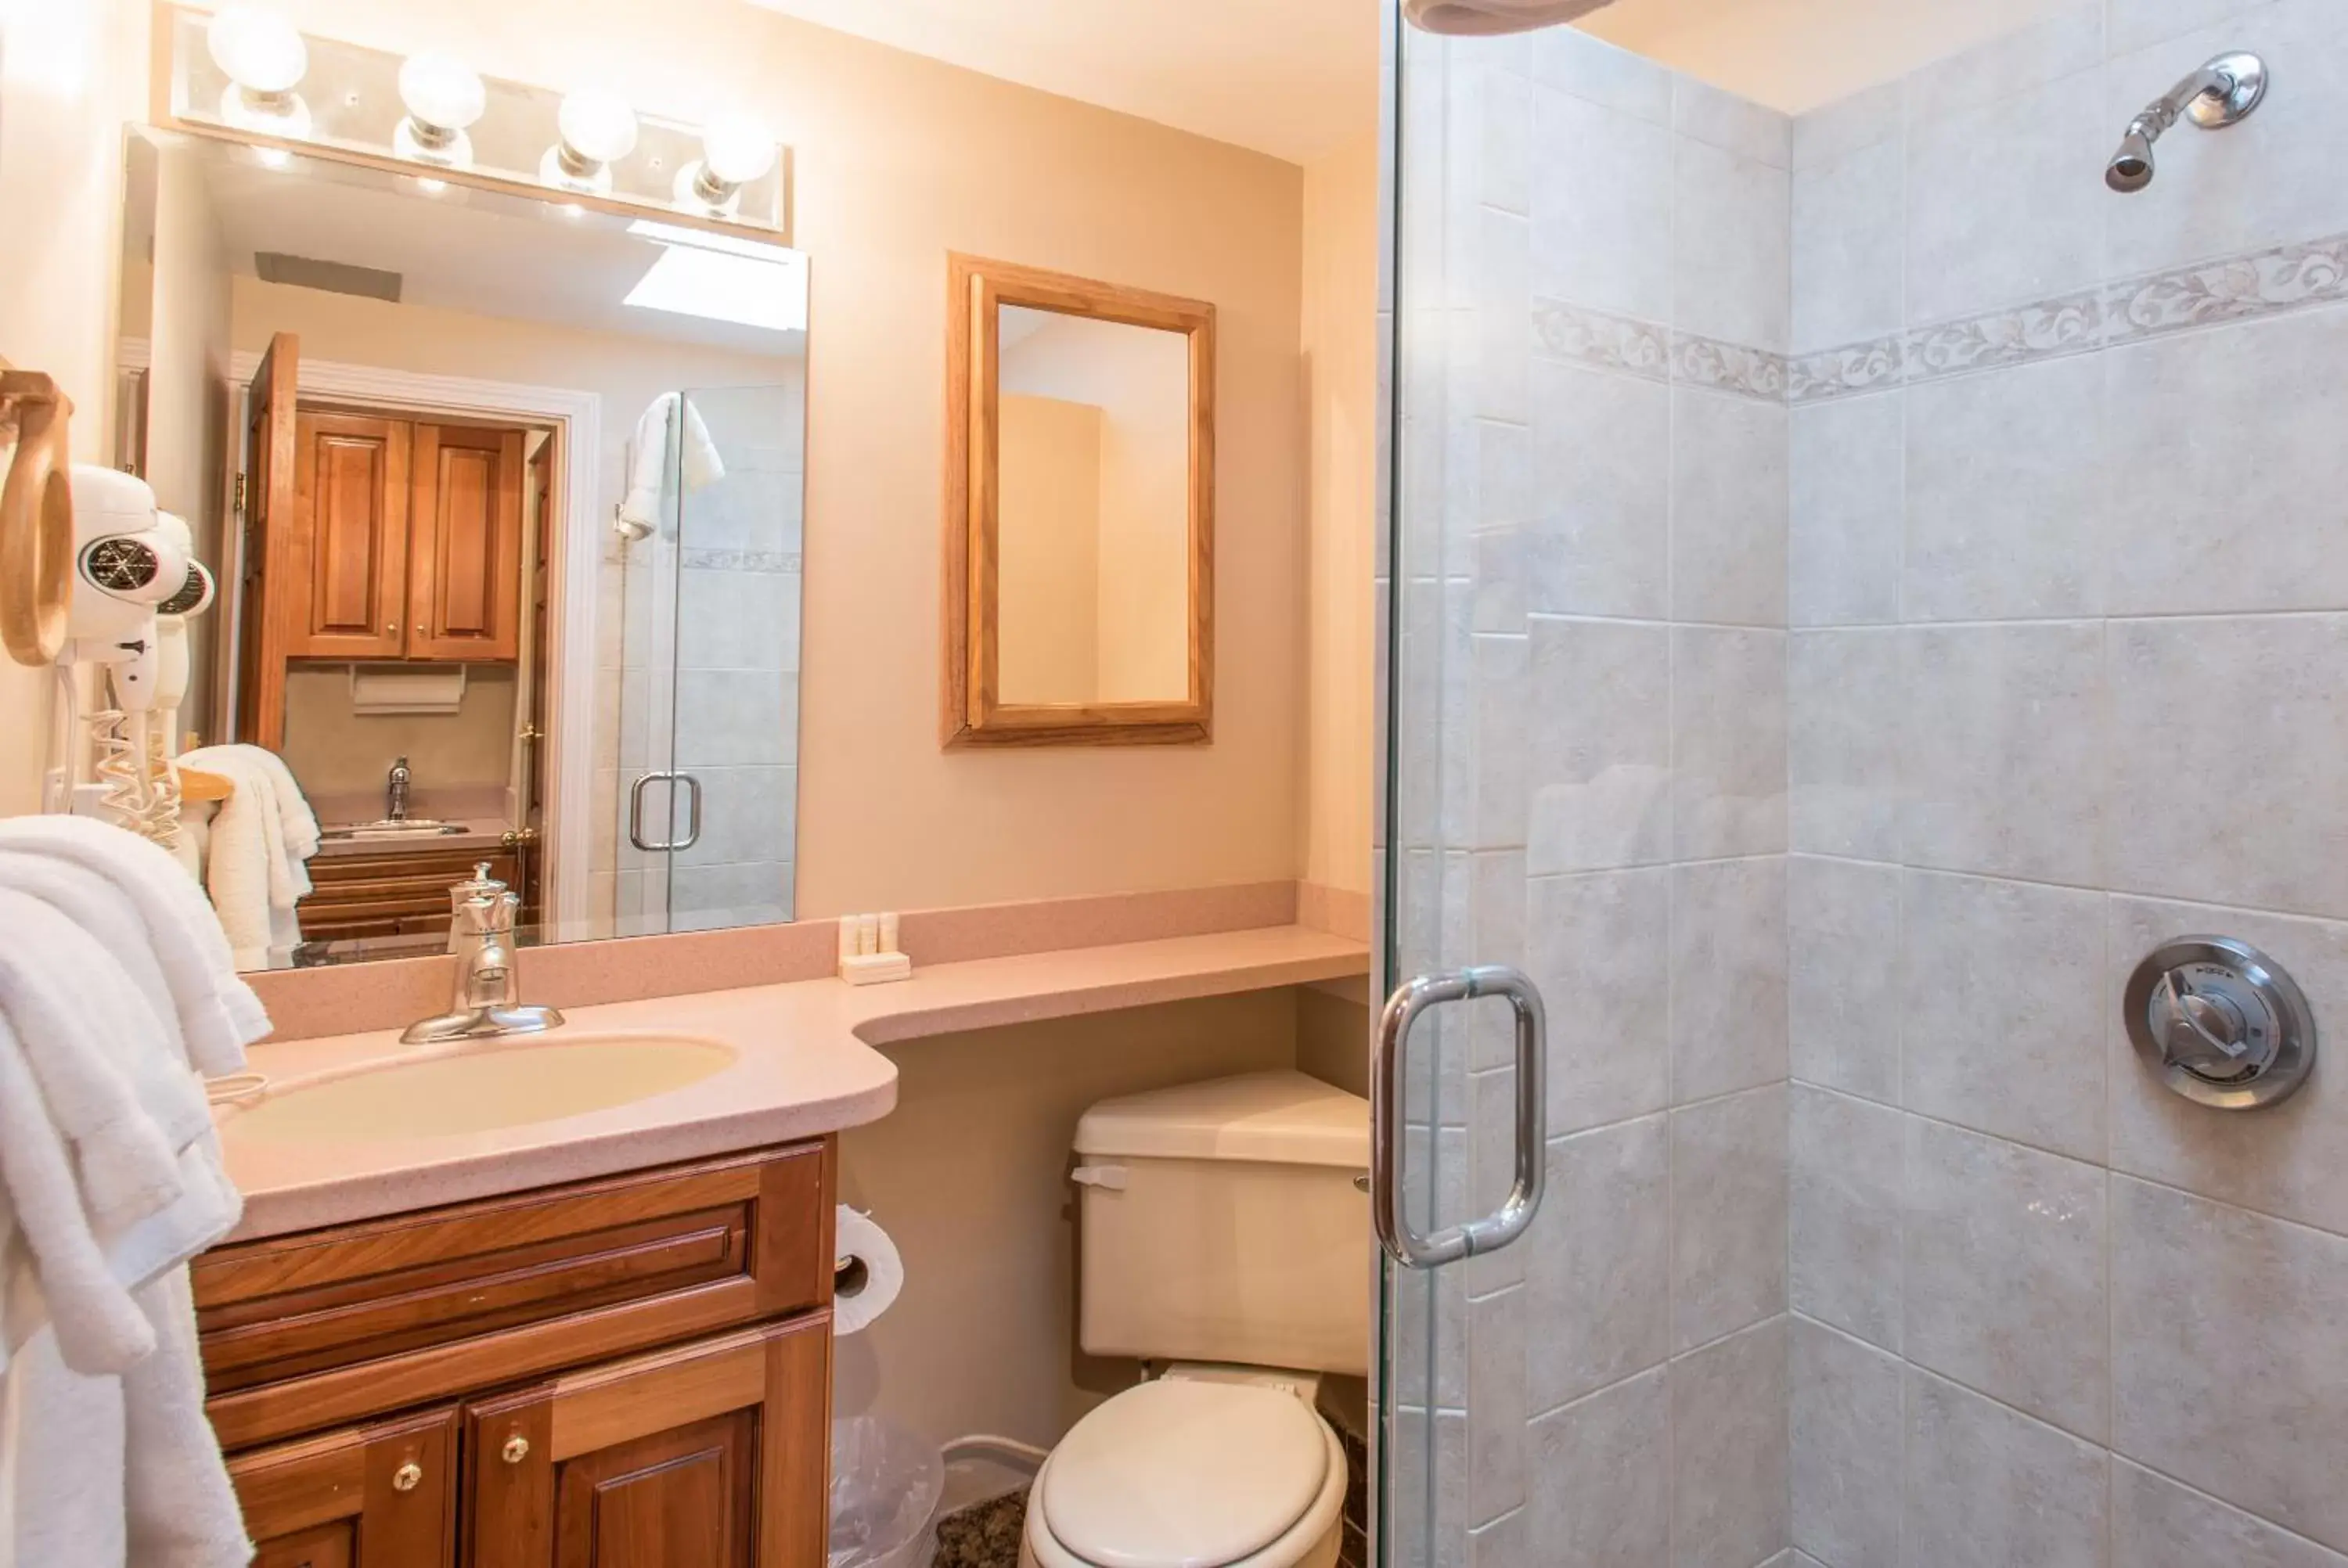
top-left (832, 1207), bottom-right (905, 1336)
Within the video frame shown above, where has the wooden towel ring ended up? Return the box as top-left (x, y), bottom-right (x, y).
top-left (0, 369), bottom-right (74, 668)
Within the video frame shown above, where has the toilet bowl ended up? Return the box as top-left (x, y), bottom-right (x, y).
top-left (1017, 1371), bottom-right (1346, 1568)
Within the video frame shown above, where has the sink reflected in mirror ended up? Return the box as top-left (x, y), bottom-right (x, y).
top-left (317, 820), bottom-right (470, 841)
top-left (218, 1032), bottom-right (739, 1145)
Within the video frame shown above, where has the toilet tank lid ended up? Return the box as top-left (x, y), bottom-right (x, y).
top-left (1074, 1071), bottom-right (1369, 1168)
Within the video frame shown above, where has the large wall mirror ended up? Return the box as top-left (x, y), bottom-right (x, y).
top-left (99, 127), bottom-right (808, 969)
top-left (943, 255), bottom-right (1214, 747)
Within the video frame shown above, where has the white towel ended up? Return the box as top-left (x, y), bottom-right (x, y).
top-left (0, 817), bottom-right (267, 1074)
top-left (0, 891), bottom-right (202, 1240)
top-left (0, 884), bottom-right (251, 1568)
top-left (164, 750), bottom-right (306, 969)
top-left (180, 746), bottom-right (317, 869)
top-left (617, 391), bottom-right (726, 533)
top-left (1402, 0), bottom-right (1609, 32)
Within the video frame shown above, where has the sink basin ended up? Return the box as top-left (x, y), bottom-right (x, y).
top-left (221, 1032), bottom-right (738, 1145)
top-left (321, 819), bottom-right (468, 841)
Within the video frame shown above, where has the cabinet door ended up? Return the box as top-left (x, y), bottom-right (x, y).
top-left (286, 411), bottom-right (411, 660)
top-left (230, 1404), bottom-right (459, 1568)
top-left (409, 423), bottom-right (525, 661)
top-left (466, 1317), bottom-right (830, 1568)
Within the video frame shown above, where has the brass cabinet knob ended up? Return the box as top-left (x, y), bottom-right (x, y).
top-left (391, 1462), bottom-right (423, 1493)
top-left (502, 1435), bottom-right (531, 1465)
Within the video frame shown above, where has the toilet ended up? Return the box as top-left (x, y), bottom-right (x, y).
top-left (1021, 1070), bottom-right (1370, 1568)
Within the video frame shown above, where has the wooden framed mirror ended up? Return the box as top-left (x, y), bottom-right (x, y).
top-left (943, 254), bottom-right (1215, 746)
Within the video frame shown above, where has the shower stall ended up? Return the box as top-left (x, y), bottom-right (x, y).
top-left (1374, 2), bottom-right (2348, 1565)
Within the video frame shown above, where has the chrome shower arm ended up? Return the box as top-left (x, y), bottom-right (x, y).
top-left (2107, 51), bottom-right (2267, 192)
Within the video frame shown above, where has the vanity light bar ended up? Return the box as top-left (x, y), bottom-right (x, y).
top-left (154, 2), bottom-right (793, 242)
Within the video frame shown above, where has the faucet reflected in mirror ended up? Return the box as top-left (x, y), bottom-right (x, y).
top-left (17, 126), bottom-right (812, 973)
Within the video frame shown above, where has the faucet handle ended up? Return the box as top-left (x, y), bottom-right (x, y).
top-left (449, 860), bottom-right (508, 914)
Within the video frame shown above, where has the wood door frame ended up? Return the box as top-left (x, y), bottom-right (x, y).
top-left (226, 351), bottom-right (601, 935)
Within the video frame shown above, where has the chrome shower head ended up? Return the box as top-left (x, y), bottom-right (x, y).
top-left (2106, 50), bottom-right (2267, 194)
top-left (2106, 131), bottom-right (2156, 193)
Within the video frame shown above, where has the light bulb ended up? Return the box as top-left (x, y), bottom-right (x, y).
top-left (542, 90), bottom-right (636, 193)
top-left (206, 5), bottom-right (305, 95)
top-left (207, 5), bottom-right (310, 138)
top-left (675, 111), bottom-right (776, 212)
top-left (396, 53), bottom-right (484, 167)
top-left (703, 113), bottom-right (777, 185)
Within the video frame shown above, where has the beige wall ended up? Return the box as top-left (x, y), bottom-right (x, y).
top-left (1300, 135), bottom-right (1380, 899)
top-left (205, 0), bottom-right (1307, 919)
top-left (279, 664), bottom-right (520, 800)
top-left (0, 0), bottom-right (143, 812)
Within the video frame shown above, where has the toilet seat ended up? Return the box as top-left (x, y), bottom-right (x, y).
top-left (1023, 1380), bottom-right (1347, 1568)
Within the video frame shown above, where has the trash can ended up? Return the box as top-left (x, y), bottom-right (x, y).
top-left (829, 1415), bottom-right (945, 1568)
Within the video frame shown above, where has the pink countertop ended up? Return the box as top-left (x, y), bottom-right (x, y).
top-left (219, 922), bottom-right (1370, 1242)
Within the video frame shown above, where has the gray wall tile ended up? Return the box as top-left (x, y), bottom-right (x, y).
top-left (2109, 616), bottom-right (2348, 919)
top-left (2112, 1177), bottom-right (2348, 1552)
top-left (1527, 1368), bottom-right (1672, 1568)
top-left (1671, 858), bottom-right (1791, 1102)
top-left (1904, 1120), bottom-right (2110, 1441)
top-left (1788, 394), bottom-right (1902, 628)
top-left (1788, 855), bottom-right (1901, 1104)
top-left (1900, 623), bottom-right (2108, 886)
top-left (1672, 1085), bottom-right (1790, 1351)
top-left (1529, 869), bottom-right (1673, 1134)
top-left (1672, 1318), bottom-right (1791, 1568)
top-left (1527, 1117), bottom-right (1672, 1412)
top-left (1791, 1086), bottom-right (1904, 1350)
top-left (1902, 354), bottom-right (2105, 621)
top-left (1900, 870), bottom-right (2107, 1162)
top-left (1903, 1367), bottom-right (2109, 1568)
top-left (1672, 628), bottom-right (1788, 863)
top-left (1790, 1318), bottom-right (1903, 1567)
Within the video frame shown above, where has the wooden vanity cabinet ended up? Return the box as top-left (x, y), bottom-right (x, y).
top-left (231, 1406), bottom-right (460, 1568)
top-left (199, 1143), bottom-right (837, 1568)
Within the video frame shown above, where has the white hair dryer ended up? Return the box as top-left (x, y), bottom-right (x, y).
top-left (56, 466), bottom-right (218, 842)
top-left (67, 465), bottom-right (212, 711)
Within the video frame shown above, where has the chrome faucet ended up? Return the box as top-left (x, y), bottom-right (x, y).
top-left (387, 755), bottom-right (412, 822)
top-left (401, 862), bottom-right (563, 1044)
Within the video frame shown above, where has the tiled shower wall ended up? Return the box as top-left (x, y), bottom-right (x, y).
top-left (1392, 21), bottom-right (1795, 1568)
top-left (1784, 1), bottom-right (2348, 1563)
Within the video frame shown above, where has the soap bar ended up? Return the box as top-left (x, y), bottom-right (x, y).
top-left (839, 951), bottom-right (912, 986)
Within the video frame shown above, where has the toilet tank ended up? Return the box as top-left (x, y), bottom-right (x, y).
top-left (1071, 1070), bottom-right (1370, 1376)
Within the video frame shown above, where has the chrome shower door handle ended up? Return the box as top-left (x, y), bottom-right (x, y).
top-left (628, 771), bottom-right (682, 852)
top-left (672, 772), bottom-right (703, 851)
top-left (1371, 965), bottom-right (1547, 1269)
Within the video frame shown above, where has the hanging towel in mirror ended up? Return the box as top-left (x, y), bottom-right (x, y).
top-left (1403, 0), bottom-right (1612, 34)
top-left (618, 391), bottom-right (726, 534)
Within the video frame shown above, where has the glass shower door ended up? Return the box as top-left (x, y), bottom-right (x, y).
top-left (1377, 8), bottom-right (1789, 1567)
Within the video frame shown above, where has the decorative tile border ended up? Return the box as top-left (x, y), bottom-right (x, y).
top-left (1786, 336), bottom-right (1903, 401)
top-left (1673, 332), bottom-right (1788, 401)
top-left (1531, 298), bottom-right (1670, 383)
top-left (1530, 297), bottom-right (1786, 403)
top-left (2106, 232), bottom-right (2348, 343)
top-left (1788, 230), bottom-right (2348, 404)
top-left (679, 548), bottom-right (802, 574)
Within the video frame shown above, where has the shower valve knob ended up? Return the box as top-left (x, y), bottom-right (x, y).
top-left (2125, 938), bottom-right (2316, 1109)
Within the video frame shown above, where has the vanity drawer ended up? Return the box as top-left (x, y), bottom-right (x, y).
top-left (196, 1142), bottom-right (834, 1451)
